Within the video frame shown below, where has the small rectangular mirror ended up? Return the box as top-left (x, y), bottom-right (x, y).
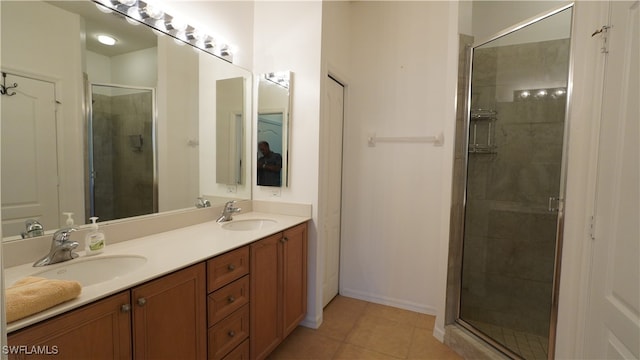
top-left (257, 71), bottom-right (291, 187)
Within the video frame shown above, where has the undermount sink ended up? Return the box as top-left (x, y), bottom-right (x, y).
top-left (221, 219), bottom-right (277, 231)
top-left (31, 255), bottom-right (147, 286)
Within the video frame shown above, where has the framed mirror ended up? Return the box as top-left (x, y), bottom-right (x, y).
top-left (257, 71), bottom-right (291, 187)
top-left (0, 0), bottom-right (252, 240)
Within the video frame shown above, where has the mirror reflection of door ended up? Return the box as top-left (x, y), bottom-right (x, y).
top-left (257, 113), bottom-right (283, 187)
top-left (1, 73), bottom-right (60, 237)
top-left (89, 84), bottom-right (156, 221)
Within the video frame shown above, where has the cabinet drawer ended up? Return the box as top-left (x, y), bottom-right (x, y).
top-left (208, 304), bottom-right (250, 360)
top-left (221, 339), bottom-right (250, 360)
top-left (208, 275), bottom-right (250, 326)
top-left (208, 246), bottom-right (250, 292)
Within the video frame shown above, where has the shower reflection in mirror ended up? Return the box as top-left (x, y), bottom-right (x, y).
top-left (88, 84), bottom-right (157, 221)
top-left (257, 71), bottom-right (291, 187)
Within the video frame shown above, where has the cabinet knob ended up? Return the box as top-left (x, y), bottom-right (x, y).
top-left (228, 330), bottom-right (235, 337)
top-left (227, 264), bottom-right (236, 271)
top-left (227, 296), bottom-right (236, 303)
top-left (137, 298), bottom-right (147, 307)
top-left (120, 304), bottom-right (131, 313)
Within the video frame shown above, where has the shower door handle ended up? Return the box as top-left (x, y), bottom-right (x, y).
top-left (548, 197), bottom-right (561, 212)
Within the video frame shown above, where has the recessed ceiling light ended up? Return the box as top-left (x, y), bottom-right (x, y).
top-left (98, 35), bottom-right (117, 46)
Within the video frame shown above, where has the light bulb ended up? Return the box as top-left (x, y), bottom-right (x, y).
top-left (169, 17), bottom-right (188, 32)
top-left (127, 6), bottom-right (141, 20)
top-left (145, 3), bottom-right (164, 20)
top-left (119, 0), bottom-right (137, 6)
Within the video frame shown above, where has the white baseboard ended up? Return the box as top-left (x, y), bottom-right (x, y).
top-left (433, 325), bottom-right (446, 342)
top-left (299, 313), bottom-right (323, 330)
top-left (339, 288), bottom-right (437, 315)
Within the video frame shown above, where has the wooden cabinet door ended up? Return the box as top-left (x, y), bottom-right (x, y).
top-left (250, 233), bottom-right (282, 360)
top-left (7, 291), bottom-right (131, 360)
top-left (132, 263), bottom-right (206, 360)
top-left (282, 223), bottom-right (308, 337)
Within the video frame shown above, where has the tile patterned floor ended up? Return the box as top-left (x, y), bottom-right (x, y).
top-left (467, 320), bottom-right (548, 359)
top-left (268, 296), bottom-right (462, 360)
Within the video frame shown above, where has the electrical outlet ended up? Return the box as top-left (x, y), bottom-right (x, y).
top-left (226, 185), bottom-right (237, 193)
top-left (271, 187), bottom-right (281, 197)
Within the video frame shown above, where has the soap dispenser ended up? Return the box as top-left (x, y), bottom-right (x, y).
top-left (85, 217), bottom-right (105, 256)
top-left (63, 212), bottom-right (75, 226)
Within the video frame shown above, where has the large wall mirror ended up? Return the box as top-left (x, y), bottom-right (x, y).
top-left (0, 0), bottom-right (252, 240)
top-left (257, 71), bottom-right (291, 187)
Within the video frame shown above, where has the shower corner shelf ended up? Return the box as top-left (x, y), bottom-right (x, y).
top-left (469, 109), bottom-right (498, 154)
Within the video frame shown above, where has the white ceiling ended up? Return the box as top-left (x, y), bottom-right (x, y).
top-left (48, 1), bottom-right (158, 57)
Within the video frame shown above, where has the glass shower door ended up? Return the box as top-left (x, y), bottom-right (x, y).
top-left (458, 6), bottom-right (573, 359)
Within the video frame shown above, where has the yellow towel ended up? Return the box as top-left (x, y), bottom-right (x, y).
top-left (6, 276), bottom-right (82, 323)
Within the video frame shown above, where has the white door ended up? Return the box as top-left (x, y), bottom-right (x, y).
top-left (1, 73), bottom-right (59, 237)
top-left (584, 1), bottom-right (639, 358)
top-left (322, 76), bottom-right (345, 307)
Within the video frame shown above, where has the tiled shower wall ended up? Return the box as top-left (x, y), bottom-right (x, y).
top-left (460, 38), bottom-right (570, 337)
top-left (92, 91), bottom-right (154, 221)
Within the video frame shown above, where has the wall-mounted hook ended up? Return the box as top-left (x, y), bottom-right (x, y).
top-left (0, 72), bottom-right (18, 96)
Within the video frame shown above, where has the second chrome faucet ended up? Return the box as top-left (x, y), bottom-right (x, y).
top-left (217, 201), bottom-right (241, 223)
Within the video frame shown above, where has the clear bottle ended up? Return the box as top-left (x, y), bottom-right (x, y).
top-left (85, 217), bottom-right (105, 256)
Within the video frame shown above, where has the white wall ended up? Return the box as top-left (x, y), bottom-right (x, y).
top-left (1, 1), bottom-right (85, 226)
top-left (111, 47), bottom-right (157, 88)
top-left (86, 51), bottom-right (111, 84)
top-left (340, 2), bottom-right (459, 324)
top-left (253, 1), bottom-right (323, 327)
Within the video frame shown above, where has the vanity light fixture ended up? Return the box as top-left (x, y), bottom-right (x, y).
top-left (515, 87), bottom-right (566, 101)
top-left (97, 34), bottom-right (117, 46)
top-left (93, 0), bottom-right (235, 63)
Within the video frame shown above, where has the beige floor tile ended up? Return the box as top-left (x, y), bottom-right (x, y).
top-left (408, 328), bottom-right (463, 360)
top-left (317, 296), bottom-right (368, 341)
top-left (267, 327), bottom-right (341, 360)
top-left (363, 302), bottom-right (420, 327)
top-left (333, 343), bottom-right (403, 360)
top-left (326, 295), bottom-right (369, 315)
top-left (346, 313), bottom-right (415, 358)
top-left (414, 313), bottom-right (436, 330)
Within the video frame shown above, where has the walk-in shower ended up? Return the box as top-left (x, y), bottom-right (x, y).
top-left (454, 5), bottom-right (573, 359)
top-left (87, 84), bottom-right (157, 222)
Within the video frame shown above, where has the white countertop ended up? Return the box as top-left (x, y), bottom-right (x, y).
top-left (5, 211), bottom-right (310, 333)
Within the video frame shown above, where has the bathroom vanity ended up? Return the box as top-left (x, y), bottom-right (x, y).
top-left (4, 214), bottom-right (309, 360)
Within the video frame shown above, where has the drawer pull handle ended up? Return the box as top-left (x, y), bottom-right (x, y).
top-left (137, 298), bottom-right (147, 307)
top-left (284, 237), bottom-right (289, 242)
top-left (227, 264), bottom-right (236, 271)
top-left (228, 330), bottom-right (235, 337)
top-left (120, 304), bottom-right (131, 313)
top-left (228, 296), bottom-right (236, 303)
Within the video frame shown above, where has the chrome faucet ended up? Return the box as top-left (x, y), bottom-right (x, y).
top-left (33, 228), bottom-right (79, 267)
top-left (217, 201), bottom-right (241, 223)
top-left (196, 197), bottom-right (211, 208)
top-left (21, 219), bottom-right (45, 239)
